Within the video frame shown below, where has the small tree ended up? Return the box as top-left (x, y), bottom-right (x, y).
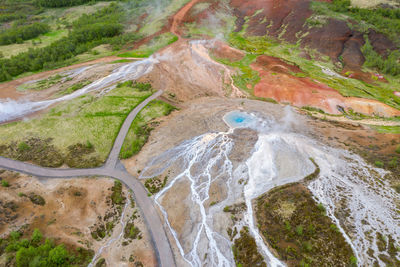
top-left (31, 229), bottom-right (42, 246)
top-left (49, 245), bottom-right (69, 265)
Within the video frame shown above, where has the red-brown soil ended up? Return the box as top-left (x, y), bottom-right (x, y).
top-left (0, 172), bottom-right (156, 266)
top-left (170, 0), bottom-right (203, 37)
top-left (210, 40), bottom-right (245, 61)
top-left (229, 0), bottom-right (397, 72)
top-left (251, 55), bottom-right (400, 116)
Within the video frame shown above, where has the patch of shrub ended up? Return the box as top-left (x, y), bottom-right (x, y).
top-left (111, 180), bottom-right (125, 205)
top-left (144, 176), bottom-right (168, 195)
top-left (0, 4), bottom-right (124, 82)
top-left (1, 180), bottom-right (10, 187)
top-left (0, 22), bottom-right (50, 45)
top-left (375, 160), bottom-right (384, 168)
top-left (124, 223), bottom-right (142, 240)
top-left (2, 228), bottom-right (93, 266)
top-left (65, 142), bottom-right (102, 168)
top-left (35, 0), bottom-right (112, 8)
top-left (95, 258), bottom-right (106, 267)
top-left (0, 137), bottom-right (64, 167)
top-left (232, 226), bottom-right (266, 267)
top-left (28, 193), bottom-right (45, 206)
top-left (255, 183), bottom-right (354, 266)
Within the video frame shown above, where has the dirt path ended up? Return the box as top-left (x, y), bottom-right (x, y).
top-left (0, 91), bottom-right (176, 267)
top-left (170, 0), bottom-right (201, 38)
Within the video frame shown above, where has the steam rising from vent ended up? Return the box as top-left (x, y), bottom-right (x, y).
top-left (140, 110), bottom-right (400, 267)
top-left (0, 58), bottom-right (157, 123)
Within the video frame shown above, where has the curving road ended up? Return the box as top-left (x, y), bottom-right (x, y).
top-left (0, 90), bottom-right (176, 267)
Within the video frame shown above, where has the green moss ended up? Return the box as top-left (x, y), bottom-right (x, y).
top-left (60, 80), bottom-right (92, 95)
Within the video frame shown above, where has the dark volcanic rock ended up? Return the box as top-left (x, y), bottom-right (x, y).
top-left (368, 29), bottom-right (397, 58)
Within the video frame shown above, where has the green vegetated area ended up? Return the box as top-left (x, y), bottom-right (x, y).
top-left (232, 226), bottom-right (266, 267)
top-left (369, 125), bottom-right (400, 134)
top-left (218, 30), bottom-right (400, 111)
top-left (0, 0), bottom-right (192, 81)
top-left (17, 74), bottom-right (66, 91)
top-left (35, 0), bottom-right (112, 8)
top-left (0, 3), bottom-right (125, 81)
top-left (255, 183), bottom-right (356, 267)
top-left (0, 228), bottom-right (93, 266)
top-left (0, 82), bottom-right (170, 167)
top-left (118, 32), bottom-right (178, 58)
top-left (182, 0), bottom-right (236, 39)
top-left (351, 137), bottom-right (400, 193)
top-left (144, 175), bottom-right (168, 195)
top-left (0, 22), bottom-right (50, 45)
top-left (119, 90), bottom-right (176, 159)
top-left (203, 0), bottom-right (400, 112)
top-left (311, 0), bottom-right (400, 76)
top-left (91, 180), bottom-right (126, 241)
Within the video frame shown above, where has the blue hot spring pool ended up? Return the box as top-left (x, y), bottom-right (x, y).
top-left (223, 110), bottom-right (257, 128)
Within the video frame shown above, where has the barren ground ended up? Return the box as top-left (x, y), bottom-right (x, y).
top-left (0, 170), bottom-right (156, 266)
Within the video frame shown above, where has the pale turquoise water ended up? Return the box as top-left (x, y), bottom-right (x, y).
top-left (223, 110), bottom-right (256, 128)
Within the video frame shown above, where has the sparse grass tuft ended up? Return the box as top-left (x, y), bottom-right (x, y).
top-left (1, 180), bottom-right (10, 187)
top-left (118, 33), bottom-right (178, 58)
top-left (375, 160), bottom-right (384, 168)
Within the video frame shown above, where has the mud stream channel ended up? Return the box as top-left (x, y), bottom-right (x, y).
top-left (140, 109), bottom-right (400, 267)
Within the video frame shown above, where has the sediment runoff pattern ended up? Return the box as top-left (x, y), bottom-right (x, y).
top-left (140, 109), bottom-right (400, 267)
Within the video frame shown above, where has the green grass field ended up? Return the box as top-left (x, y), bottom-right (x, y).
top-left (1, 30), bottom-right (68, 58)
top-left (118, 33), bottom-right (178, 58)
top-left (0, 82), bottom-right (173, 166)
top-left (0, 1), bottom-right (113, 58)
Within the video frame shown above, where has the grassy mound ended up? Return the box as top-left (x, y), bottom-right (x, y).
top-left (255, 183), bottom-right (355, 267)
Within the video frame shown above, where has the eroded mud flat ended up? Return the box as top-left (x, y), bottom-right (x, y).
top-left (124, 97), bottom-right (400, 266)
top-left (0, 170), bottom-right (156, 267)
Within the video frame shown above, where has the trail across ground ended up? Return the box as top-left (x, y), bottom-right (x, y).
top-left (0, 90), bottom-right (176, 267)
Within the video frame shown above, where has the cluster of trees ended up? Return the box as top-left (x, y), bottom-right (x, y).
top-left (0, 4), bottom-right (125, 81)
top-left (35, 0), bottom-right (113, 7)
top-left (0, 0), bottom-right (41, 23)
top-left (362, 39), bottom-right (400, 76)
top-left (0, 22), bottom-right (50, 45)
top-left (327, 0), bottom-right (400, 42)
top-left (323, 0), bottom-right (400, 76)
top-left (1, 229), bottom-right (92, 266)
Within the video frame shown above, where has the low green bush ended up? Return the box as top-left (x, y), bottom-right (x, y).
top-left (375, 161), bottom-right (384, 168)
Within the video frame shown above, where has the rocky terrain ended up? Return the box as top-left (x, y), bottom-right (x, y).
top-left (0, 170), bottom-right (155, 266)
top-left (0, 0), bottom-right (399, 266)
